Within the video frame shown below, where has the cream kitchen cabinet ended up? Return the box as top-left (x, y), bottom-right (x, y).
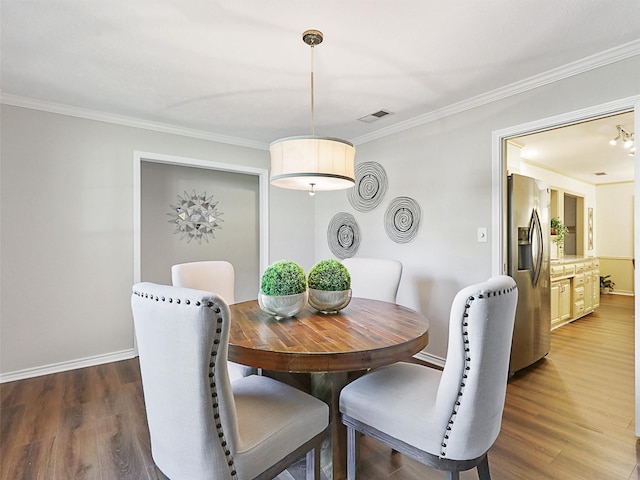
top-left (549, 256), bottom-right (599, 329)
top-left (572, 273), bottom-right (585, 318)
top-left (550, 278), bottom-right (571, 328)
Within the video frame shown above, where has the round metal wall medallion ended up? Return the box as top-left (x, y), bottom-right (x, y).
top-left (384, 196), bottom-right (421, 243)
top-left (327, 212), bottom-right (361, 259)
top-left (347, 161), bottom-right (388, 212)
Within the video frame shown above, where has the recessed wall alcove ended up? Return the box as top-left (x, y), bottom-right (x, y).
top-left (133, 152), bottom-right (269, 302)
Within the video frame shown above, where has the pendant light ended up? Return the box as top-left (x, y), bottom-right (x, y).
top-left (270, 30), bottom-right (356, 196)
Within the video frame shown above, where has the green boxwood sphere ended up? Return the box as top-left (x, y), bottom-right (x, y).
top-left (308, 259), bottom-right (351, 291)
top-left (260, 260), bottom-right (307, 296)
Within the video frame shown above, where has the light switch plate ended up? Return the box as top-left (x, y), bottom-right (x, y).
top-left (477, 227), bottom-right (487, 243)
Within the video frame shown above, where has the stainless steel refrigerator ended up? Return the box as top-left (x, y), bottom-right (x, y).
top-left (507, 173), bottom-right (551, 373)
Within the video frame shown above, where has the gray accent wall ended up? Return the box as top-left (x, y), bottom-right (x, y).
top-left (141, 162), bottom-right (260, 302)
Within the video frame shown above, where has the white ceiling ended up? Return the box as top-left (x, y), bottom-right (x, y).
top-left (510, 112), bottom-right (635, 185)
top-left (1, 0), bottom-right (639, 179)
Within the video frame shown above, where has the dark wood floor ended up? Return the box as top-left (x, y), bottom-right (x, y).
top-left (1, 294), bottom-right (637, 480)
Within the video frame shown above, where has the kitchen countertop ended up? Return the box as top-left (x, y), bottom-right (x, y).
top-left (550, 255), bottom-right (597, 265)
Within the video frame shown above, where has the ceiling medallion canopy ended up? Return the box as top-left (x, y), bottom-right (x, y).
top-left (270, 30), bottom-right (356, 196)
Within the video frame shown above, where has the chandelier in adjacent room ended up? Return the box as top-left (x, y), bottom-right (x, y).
top-left (609, 125), bottom-right (635, 156)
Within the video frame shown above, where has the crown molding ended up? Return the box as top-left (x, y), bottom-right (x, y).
top-left (519, 155), bottom-right (635, 187)
top-left (2, 39), bottom-right (639, 149)
top-left (518, 158), bottom-right (604, 186)
top-left (0, 93), bottom-right (269, 151)
top-left (352, 39), bottom-right (640, 145)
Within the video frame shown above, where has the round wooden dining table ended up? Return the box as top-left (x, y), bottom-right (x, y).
top-left (228, 297), bottom-right (429, 480)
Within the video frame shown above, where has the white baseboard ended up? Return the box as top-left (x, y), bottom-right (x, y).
top-left (0, 348), bottom-right (138, 383)
top-left (413, 350), bottom-right (446, 368)
top-left (606, 291), bottom-right (635, 296)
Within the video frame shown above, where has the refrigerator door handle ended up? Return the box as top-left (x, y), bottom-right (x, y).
top-left (530, 208), bottom-right (544, 286)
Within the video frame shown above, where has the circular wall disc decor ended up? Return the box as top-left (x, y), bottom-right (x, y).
top-left (327, 212), bottom-right (361, 259)
top-left (384, 196), bottom-right (421, 243)
top-left (167, 190), bottom-right (223, 244)
top-left (347, 161), bottom-right (388, 212)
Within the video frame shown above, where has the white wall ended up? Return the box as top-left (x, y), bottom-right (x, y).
top-left (0, 105), bottom-right (315, 378)
top-left (2, 54), bottom-right (639, 377)
top-left (314, 55), bottom-right (640, 362)
top-left (597, 182), bottom-right (635, 258)
top-left (597, 182), bottom-right (635, 294)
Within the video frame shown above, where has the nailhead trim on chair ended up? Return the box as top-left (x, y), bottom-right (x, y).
top-left (209, 303), bottom-right (239, 480)
top-left (439, 284), bottom-right (517, 459)
top-left (132, 290), bottom-right (238, 479)
top-left (439, 293), bottom-right (474, 458)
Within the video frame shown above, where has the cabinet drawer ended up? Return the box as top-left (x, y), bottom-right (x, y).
top-left (574, 286), bottom-right (585, 300)
top-left (575, 263), bottom-right (585, 274)
top-left (573, 274), bottom-right (585, 286)
top-left (551, 265), bottom-right (564, 278)
top-left (563, 264), bottom-right (576, 276)
top-left (573, 300), bottom-right (585, 317)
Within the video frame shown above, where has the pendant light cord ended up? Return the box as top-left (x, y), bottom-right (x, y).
top-left (310, 42), bottom-right (315, 136)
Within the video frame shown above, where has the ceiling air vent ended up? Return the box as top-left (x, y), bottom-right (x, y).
top-left (358, 110), bottom-right (393, 123)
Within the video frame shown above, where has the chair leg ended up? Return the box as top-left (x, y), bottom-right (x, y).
top-left (346, 426), bottom-right (359, 480)
top-left (305, 446), bottom-right (321, 480)
top-left (476, 454), bottom-right (491, 480)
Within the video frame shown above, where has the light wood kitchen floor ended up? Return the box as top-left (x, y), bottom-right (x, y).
top-left (1, 294), bottom-right (637, 480)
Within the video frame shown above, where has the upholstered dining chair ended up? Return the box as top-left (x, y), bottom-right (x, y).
top-left (339, 275), bottom-right (518, 480)
top-left (171, 260), bottom-right (257, 382)
top-left (132, 282), bottom-right (329, 480)
top-left (341, 257), bottom-right (402, 303)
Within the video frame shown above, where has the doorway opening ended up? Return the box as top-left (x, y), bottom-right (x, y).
top-left (563, 193), bottom-right (580, 255)
top-left (492, 95), bottom-right (639, 434)
top-left (503, 111), bottom-right (634, 290)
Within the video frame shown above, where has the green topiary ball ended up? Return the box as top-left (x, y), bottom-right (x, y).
top-left (308, 259), bottom-right (351, 291)
top-left (260, 260), bottom-right (307, 296)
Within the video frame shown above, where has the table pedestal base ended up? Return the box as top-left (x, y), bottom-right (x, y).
top-left (310, 370), bottom-right (368, 480)
top-left (311, 372), bottom-right (348, 480)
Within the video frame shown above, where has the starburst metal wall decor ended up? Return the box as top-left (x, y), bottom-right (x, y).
top-left (167, 190), bottom-right (223, 243)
